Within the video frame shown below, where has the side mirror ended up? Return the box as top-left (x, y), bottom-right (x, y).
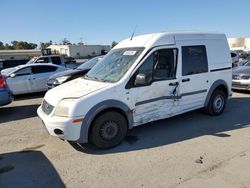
top-left (10, 73), bottom-right (16, 78)
top-left (135, 74), bottom-right (147, 86)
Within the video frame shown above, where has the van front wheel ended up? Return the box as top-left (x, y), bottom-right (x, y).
top-left (206, 90), bottom-right (226, 116)
top-left (90, 111), bottom-right (128, 149)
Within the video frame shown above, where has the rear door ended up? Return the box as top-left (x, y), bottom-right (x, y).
top-left (32, 65), bottom-right (58, 92)
top-left (179, 45), bottom-right (209, 112)
top-left (7, 67), bottom-right (33, 94)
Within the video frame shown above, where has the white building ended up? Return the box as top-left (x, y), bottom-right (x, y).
top-left (0, 49), bottom-right (41, 60)
top-left (228, 38), bottom-right (250, 51)
top-left (48, 44), bottom-right (111, 58)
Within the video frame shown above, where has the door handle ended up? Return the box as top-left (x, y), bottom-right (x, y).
top-left (182, 78), bottom-right (190, 82)
top-left (169, 82), bottom-right (179, 86)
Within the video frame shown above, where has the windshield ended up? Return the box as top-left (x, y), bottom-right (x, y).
top-left (77, 56), bottom-right (103, 70)
top-left (244, 61), bottom-right (250, 66)
top-left (26, 57), bottom-right (37, 64)
top-left (85, 47), bottom-right (144, 82)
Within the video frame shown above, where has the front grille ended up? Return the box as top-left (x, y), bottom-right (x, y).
top-left (232, 83), bottom-right (249, 89)
top-left (41, 100), bottom-right (54, 115)
top-left (232, 74), bottom-right (250, 80)
top-left (232, 75), bottom-right (241, 80)
top-left (241, 75), bottom-right (250, 80)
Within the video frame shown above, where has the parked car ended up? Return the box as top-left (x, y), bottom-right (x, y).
top-left (232, 60), bottom-right (250, 91)
top-left (231, 51), bottom-right (239, 67)
top-left (26, 55), bottom-right (66, 67)
top-left (38, 32), bottom-right (232, 149)
top-left (0, 74), bottom-right (13, 106)
top-left (47, 56), bottom-right (103, 89)
top-left (0, 59), bottom-right (29, 71)
top-left (233, 59), bottom-right (249, 67)
top-left (234, 50), bottom-right (248, 59)
top-left (1, 64), bottom-right (68, 95)
top-left (64, 56), bottom-right (76, 64)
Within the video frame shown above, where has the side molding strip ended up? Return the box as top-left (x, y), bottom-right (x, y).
top-left (135, 89), bottom-right (207, 106)
top-left (210, 67), bottom-right (231, 72)
top-left (135, 96), bottom-right (181, 106)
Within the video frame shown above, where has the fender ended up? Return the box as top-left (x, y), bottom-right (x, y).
top-left (204, 79), bottom-right (229, 107)
top-left (77, 100), bottom-right (133, 143)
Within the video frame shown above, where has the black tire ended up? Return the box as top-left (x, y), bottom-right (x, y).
top-left (205, 89), bottom-right (226, 116)
top-left (90, 111), bottom-right (128, 149)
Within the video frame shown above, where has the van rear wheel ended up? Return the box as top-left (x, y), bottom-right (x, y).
top-left (90, 111), bottom-right (127, 149)
top-left (206, 89), bottom-right (226, 116)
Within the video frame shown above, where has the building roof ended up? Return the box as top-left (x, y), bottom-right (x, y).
top-left (0, 49), bottom-right (41, 55)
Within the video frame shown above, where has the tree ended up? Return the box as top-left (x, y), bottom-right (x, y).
top-left (0, 41), bottom-right (5, 50)
top-left (111, 41), bottom-right (118, 48)
top-left (10, 41), bottom-right (37, 49)
top-left (62, 38), bottom-right (72, 45)
top-left (40, 40), bottom-right (52, 49)
top-left (0, 40), bottom-right (38, 50)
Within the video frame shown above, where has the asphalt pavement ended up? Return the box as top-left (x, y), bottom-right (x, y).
top-left (0, 91), bottom-right (250, 188)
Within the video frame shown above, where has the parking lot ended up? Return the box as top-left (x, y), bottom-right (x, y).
top-left (0, 91), bottom-right (249, 187)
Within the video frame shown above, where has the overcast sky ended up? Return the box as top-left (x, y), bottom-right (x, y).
top-left (0, 0), bottom-right (249, 45)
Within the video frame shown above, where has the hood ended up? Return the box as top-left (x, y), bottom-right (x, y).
top-left (49, 68), bottom-right (89, 80)
top-left (44, 77), bottom-right (112, 106)
top-left (233, 66), bottom-right (250, 75)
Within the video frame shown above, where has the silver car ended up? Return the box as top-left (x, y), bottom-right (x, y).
top-left (232, 60), bottom-right (250, 90)
top-left (1, 64), bottom-right (68, 95)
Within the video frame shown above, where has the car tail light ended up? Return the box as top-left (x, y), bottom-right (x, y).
top-left (0, 76), bottom-right (7, 88)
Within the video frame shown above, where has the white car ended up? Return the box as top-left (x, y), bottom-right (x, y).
top-left (1, 64), bottom-right (68, 95)
top-left (26, 55), bottom-right (66, 67)
top-left (38, 32), bottom-right (232, 149)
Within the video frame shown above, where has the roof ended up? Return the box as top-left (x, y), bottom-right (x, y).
top-left (114, 31), bottom-right (226, 49)
top-left (0, 49), bottom-right (40, 53)
top-left (0, 49), bottom-right (41, 56)
top-left (16, 63), bottom-right (62, 69)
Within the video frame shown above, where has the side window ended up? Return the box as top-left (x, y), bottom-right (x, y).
top-left (182, 46), bottom-right (208, 76)
top-left (37, 57), bottom-right (49, 63)
top-left (51, 57), bottom-right (62, 65)
top-left (32, 66), bottom-right (57, 74)
top-left (153, 49), bottom-right (177, 80)
top-left (134, 48), bottom-right (177, 85)
top-left (136, 54), bottom-right (154, 83)
top-left (15, 67), bottom-right (32, 76)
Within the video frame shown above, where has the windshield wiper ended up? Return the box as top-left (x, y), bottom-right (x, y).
top-left (84, 75), bottom-right (103, 82)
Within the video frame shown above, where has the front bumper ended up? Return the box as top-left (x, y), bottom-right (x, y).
top-left (37, 106), bottom-right (83, 141)
top-left (232, 80), bottom-right (250, 90)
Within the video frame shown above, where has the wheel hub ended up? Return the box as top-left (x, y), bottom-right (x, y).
top-left (100, 121), bottom-right (119, 141)
top-left (213, 95), bottom-right (224, 112)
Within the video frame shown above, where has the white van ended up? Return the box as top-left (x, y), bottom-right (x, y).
top-left (37, 32), bottom-right (232, 149)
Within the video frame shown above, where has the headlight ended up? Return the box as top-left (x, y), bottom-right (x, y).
top-left (55, 76), bottom-right (70, 84)
top-left (54, 98), bottom-right (76, 117)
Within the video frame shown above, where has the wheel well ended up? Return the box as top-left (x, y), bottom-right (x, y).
top-left (88, 107), bottom-right (129, 138)
top-left (215, 84), bottom-right (228, 97)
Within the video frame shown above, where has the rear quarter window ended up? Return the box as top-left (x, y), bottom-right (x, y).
top-left (182, 45), bottom-right (208, 76)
